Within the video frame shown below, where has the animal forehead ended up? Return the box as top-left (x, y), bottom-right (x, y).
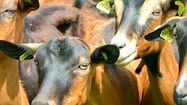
top-left (120, 0), bottom-right (162, 11)
top-left (38, 37), bottom-right (90, 57)
top-left (0, 0), bottom-right (17, 9)
top-left (133, 0), bottom-right (145, 7)
top-left (33, 4), bottom-right (78, 19)
top-left (122, 0), bottom-right (145, 8)
top-left (117, 0), bottom-right (146, 21)
top-left (27, 4), bottom-right (79, 28)
top-left (141, 0), bottom-right (156, 7)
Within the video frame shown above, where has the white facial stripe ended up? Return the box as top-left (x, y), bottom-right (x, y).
top-left (118, 37), bottom-right (137, 56)
top-left (116, 50), bottom-right (138, 65)
top-left (138, 0), bottom-right (160, 26)
top-left (114, 29), bottom-right (129, 43)
top-left (176, 75), bottom-right (187, 95)
top-left (111, 31), bottom-right (138, 65)
top-left (48, 100), bottom-right (57, 105)
top-left (114, 0), bottom-right (124, 26)
top-left (111, 30), bottom-right (131, 51)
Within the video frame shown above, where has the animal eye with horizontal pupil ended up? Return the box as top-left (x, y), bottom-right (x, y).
top-left (152, 10), bottom-right (161, 16)
top-left (4, 9), bottom-right (16, 14)
top-left (79, 63), bottom-right (89, 70)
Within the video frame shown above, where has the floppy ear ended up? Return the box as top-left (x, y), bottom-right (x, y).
top-left (91, 45), bottom-right (119, 64)
top-left (0, 40), bottom-right (34, 61)
top-left (19, 0), bottom-right (39, 12)
top-left (145, 18), bottom-right (179, 41)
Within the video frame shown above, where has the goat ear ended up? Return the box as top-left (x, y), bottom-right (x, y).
top-left (145, 18), bottom-right (179, 41)
top-left (91, 45), bottom-right (119, 64)
top-left (0, 40), bottom-right (34, 61)
top-left (19, 0), bottom-right (39, 12)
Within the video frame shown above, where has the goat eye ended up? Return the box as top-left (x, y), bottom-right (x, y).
top-left (4, 9), bottom-right (16, 14)
top-left (79, 63), bottom-right (89, 70)
top-left (152, 9), bottom-right (161, 16)
top-left (1, 9), bottom-right (16, 18)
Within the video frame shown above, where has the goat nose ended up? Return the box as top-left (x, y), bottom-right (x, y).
top-left (111, 36), bottom-right (127, 49)
top-left (32, 101), bottom-right (49, 105)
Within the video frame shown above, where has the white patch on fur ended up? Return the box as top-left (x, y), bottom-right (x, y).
top-left (175, 75), bottom-right (187, 96)
top-left (111, 31), bottom-right (138, 65)
top-left (114, 0), bottom-right (124, 26)
top-left (48, 100), bottom-right (57, 105)
top-left (138, 0), bottom-right (161, 26)
top-left (116, 50), bottom-right (138, 65)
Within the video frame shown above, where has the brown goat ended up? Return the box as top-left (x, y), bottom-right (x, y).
top-left (20, 1), bottom-right (115, 103)
top-left (0, 0), bottom-right (39, 105)
top-left (110, 0), bottom-right (179, 104)
top-left (144, 17), bottom-right (187, 105)
top-left (0, 37), bottom-right (141, 105)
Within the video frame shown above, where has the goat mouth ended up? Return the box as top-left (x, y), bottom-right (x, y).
top-left (115, 50), bottom-right (137, 65)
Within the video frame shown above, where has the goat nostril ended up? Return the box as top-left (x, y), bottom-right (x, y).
top-left (118, 46), bottom-right (123, 49)
top-left (118, 43), bottom-right (126, 49)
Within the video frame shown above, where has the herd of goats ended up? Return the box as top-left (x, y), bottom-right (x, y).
top-left (0, 0), bottom-right (187, 105)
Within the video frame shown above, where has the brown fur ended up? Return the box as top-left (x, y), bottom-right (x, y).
top-left (61, 45), bottom-right (141, 105)
top-left (21, 1), bottom-right (115, 103)
top-left (60, 36), bottom-right (178, 105)
top-left (137, 38), bottom-right (178, 105)
top-left (24, 3), bottom-right (84, 43)
top-left (63, 28), bottom-right (178, 105)
top-left (22, 1), bottom-right (178, 105)
top-left (0, 0), bottom-right (39, 104)
top-left (111, 0), bottom-right (179, 104)
top-left (49, 2), bottom-right (178, 104)
top-left (24, 0), bottom-right (112, 43)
